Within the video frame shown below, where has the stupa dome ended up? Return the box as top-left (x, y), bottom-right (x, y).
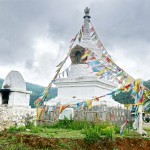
top-left (2, 71), bottom-right (26, 90)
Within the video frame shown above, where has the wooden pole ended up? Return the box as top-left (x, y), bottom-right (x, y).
top-left (138, 104), bottom-right (143, 134)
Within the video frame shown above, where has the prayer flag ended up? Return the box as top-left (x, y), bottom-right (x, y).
top-left (94, 97), bottom-right (100, 101)
top-left (105, 56), bottom-right (111, 63)
top-left (114, 89), bottom-right (121, 96)
top-left (122, 84), bottom-right (131, 92)
top-left (76, 102), bottom-right (83, 110)
top-left (88, 60), bottom-right (100, 67)
top-left (120, 119), bottom-right (129, 135)
top-left (97, 41), bottom-right (104, 49)
top-left (96, 68), bottom-right (109, 76)
top-left (81, 50), bottom-right (91, 59)
top-left (84, 100), bottom-right (92, 109)
top-left (78, 29), bottom-right (83, 42)
top-left (85, 56), bottom-right (97, 63)
top-left (52, 106), bottom-right (57, 112)
top-left (90, 27), bottom-right (95, 32)
top-left (59, 105), bottom-right (69, 114)
top-left (134, 78), bottom-right (143, 93)
top-left (34, 96), bottom-right (43, 107)
top-left (92, 65), bottom-right (105, 72)
top-left (124, 76), bottom-right (134, 86)
top-left (36, 108), bottom-right (42, 120)
top-left (70, 33), bottom-right (79, 43)
top-left (82, 25), bottom-right (84, 32)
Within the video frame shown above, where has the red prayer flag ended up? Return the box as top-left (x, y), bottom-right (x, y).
top-left (90, 27), bottom-right (95, 32)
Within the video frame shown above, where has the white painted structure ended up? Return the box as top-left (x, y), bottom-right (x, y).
top-left (55, 76), bottom-right (116, 99)
top-left (45, 7), bottom-right (121, 107)
top-left (0, 71), bottom-right (36, 131)
top-left (0, 71), bottom-right (31, 106)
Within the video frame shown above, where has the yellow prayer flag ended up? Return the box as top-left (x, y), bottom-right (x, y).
top-left (124, 76), bottom-right (134, 86)
top-left (36, 108), bottom-right (42, 120)
top-left (59, 105), bottom-right (69, 114)
top-left (96, 68), bottom-right (108, 76)
top-left (134, 78), bottom-right (143, 93)
top-left (81, 52), bottom-right (91, 59)
top-left (85, 100), bottom-right (92, 109)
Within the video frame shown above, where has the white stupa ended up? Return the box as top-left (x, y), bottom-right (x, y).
top-left (0, 71), bottom-right (31, 106)
top-left (45, 7), bottom-right (124, 108)
top-left (0, 71), bottom-right (36, 131)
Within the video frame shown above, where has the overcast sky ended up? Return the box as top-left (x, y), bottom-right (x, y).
top-left (0, 0), bottom-right (150, 86)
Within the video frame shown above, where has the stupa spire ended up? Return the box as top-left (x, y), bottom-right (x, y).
top-left (82, 7), bottom-right (91, 41)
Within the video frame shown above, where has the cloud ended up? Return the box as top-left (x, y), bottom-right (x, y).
top-left (0, 0), bottom-right (150, 85)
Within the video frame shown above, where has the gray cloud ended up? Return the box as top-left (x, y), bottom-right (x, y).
top-left (0, 0), bottom-right (150, 84)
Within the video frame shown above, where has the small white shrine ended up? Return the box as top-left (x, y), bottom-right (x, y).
top-left (45, 8), bottom-right (122, 107)
top-left (0, 71), bottom-right (31, 106)
top-left (0, 71), bottom-right (36, 131)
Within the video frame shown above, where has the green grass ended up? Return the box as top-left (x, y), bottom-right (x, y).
top-left (0, 133), bottom-right (30, 150)
top-left (23, 128), bottom-right (85, 139)
top-left (4, 119), bottom-right (150, 144)
top-left (0, 120), bottom-right (149, 149)
top-left (7, 119), bottom-right (148, 140)
top-left (144, 127), bottom-right (150, 137)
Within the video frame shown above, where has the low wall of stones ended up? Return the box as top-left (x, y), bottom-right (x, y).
top-left (0, 105), bottom-right (36, 131)
top-left (40, 105), bottom-right (131, 125)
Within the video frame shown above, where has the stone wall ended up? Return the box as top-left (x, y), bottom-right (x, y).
top-left (41, 105), bottom-right (130, 125)
top-left (0, 105), bottom-right (36, 131)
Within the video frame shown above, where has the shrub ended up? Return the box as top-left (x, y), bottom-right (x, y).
top-left (8, 126), bottom-right (26, 133)
top-left (83, 123), bottom-right (116, 143)
top-left (114, 124), bottom-right (121, 134)
top-left (101, 126), bottom-right (116, 139)
top-left (84, 126), bottom-right (101, 143)
top-left (30, 126), bottom-right (43, 133)
top-left (8, 126), bottom-right (18, 133)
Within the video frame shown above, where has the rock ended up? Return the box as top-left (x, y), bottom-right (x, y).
top-left (0, 106), bottom-right (36, 130)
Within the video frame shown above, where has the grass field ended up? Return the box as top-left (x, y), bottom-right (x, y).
top-left (0, 120), bottom-right (150, 149)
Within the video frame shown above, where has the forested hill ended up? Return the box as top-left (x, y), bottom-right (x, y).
top-left (0, 78), bottom-right (57, 108)
top-left (0, 78), bottom-right (150, 107)
top-left (26, 82), bottom-right (57, 108)
top-left (112, 80), bottom-right (150, 104)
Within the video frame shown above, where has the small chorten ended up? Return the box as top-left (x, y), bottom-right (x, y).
top-left (0, 70), bottom-right (32, 106)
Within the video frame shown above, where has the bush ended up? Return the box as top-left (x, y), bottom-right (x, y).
top-left (8, 126), bottom-right (18, 133)
top-left (114, 124), bottom-right (121, 134)
top-left (84, 126), bottom-right (101, 143)
top-left (84, 123), bottom-right (116, 143)
top-left (30, 126), bottom-right (43, 133)
top-left (8, 126), bottom-right (26, 133)
top-left (101, 126), bottom-right (116, 139)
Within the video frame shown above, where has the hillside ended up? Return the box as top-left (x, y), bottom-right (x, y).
top-left (0, 79), bottom-right (57, 108)
top-left (112, 80), bottom-right (150, 104)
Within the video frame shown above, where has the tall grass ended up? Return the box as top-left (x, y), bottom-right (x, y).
top-left (50, 118), bottom-right (92, 130)
top-left (49, 118), bottom-right (119, 143)
top-left (8, 118), bottom-right (130, 143)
